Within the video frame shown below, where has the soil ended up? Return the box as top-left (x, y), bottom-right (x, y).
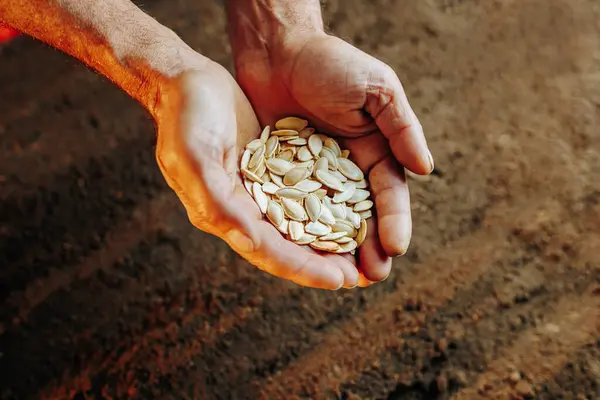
top-left (1, 0), bottom-right (599, 399)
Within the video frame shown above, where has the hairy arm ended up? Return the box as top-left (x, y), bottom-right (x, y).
top-left (0, 0), bottom-right (203, 114)
top-left (225, 0), bottom-right (324, 60)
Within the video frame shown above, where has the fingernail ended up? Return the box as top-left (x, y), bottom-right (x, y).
top-left (427, 149), bottom-right (435, 174)
top-left (226, 229), bottom-right (255, 253)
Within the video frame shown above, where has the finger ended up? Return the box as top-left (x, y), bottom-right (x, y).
top-left (357, 271), bottom-right (375, 288)
top-left (369, 155), bottom-right (412, 257)
top-left (365, 66), bottom-right (434, 175)
top-left (233, 219), bottom-right (345, 290)
top-left (320, 252), bottom-right (359, 289)
top-left (358, 217), bottom-right (392, 282)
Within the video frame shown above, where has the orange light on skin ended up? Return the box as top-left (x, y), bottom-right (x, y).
top-left (0, 23), bottom-right (20, 44)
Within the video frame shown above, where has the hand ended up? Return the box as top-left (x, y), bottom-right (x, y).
top-left (232, 33), bottom-right (434, 285)
top-left (153, 59), bottom-right (359, 290)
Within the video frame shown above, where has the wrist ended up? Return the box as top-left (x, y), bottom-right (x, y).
top-left (225, 0), bottom-right (325, 64)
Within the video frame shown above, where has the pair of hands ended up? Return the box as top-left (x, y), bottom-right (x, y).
top-left (154, 32), bottom-right (433, 290)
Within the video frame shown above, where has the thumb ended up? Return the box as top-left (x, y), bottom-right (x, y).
top-left (365, 65), bottom-right (434, 175)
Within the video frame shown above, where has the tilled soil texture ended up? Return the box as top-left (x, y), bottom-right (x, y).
top-left (1, 0), bottom-right (599, 399)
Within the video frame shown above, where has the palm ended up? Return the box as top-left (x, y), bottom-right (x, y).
top-left (155, 62), bottom-right (359, 290)
top-left (235, 34), bottom-right (431, 283)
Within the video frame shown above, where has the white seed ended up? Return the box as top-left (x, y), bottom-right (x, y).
top-left (314, 157), bottom-right (328, 176)
top-left (252, 157), bottom-right (266, 177)
top-left (330, 170), bottom-right (348, 183)
top-left (338, 158), bottom-right (364, 181)
top-left (305, 194), bottom-right (322, 222)
top-left (347, 189), bottom-right (370, 204)
top-left (266, 158), bottom-right (295, 175)
top-left (260, 125), bottom-right (271, 142)
top-left (314, 188), bottom-right (328, 200)
top-left (324, 138), bottom-right (342, 157)
top-left (298, 127), bottom-right (315, 139)
top-left (354, 200), bottom-right (374, 212)
top-left (262, 172), bottom-right (271, 183)
top-left (275, 117), bottom-right (308, 131)
top-left (315, 169), bottom-right (345, 192)
top-left (279, 136), bottom-right (300, 142)
top-left (359, 210), bottom-right (373, 219)
top-left (295, 233), bottom-right (317, 245)
top-left (243, 178), bottom-right (253, 195)
top-left (282, 198), bottom-right (307, 221)
top-left (310, 240), bottom-right (340, 253)
top-left (252, 182), bottom-right (268, 213)
top-left (246, 139), bottom-right (264, 152)
top-left (242, 168), bottom-right (264, 184)
top-left (294, 179), bottom-right (322, 193)
top-left (272, 129), bottom-right (300, 137)
top-left (294, 160), bottom-right (315, 169)
top-left (320, 231), bottom-right (347, 241)
top-left (248, 144), bottom-right (265, 170)
top-left (262, 182), bottom-right (280, 195)
top-left (332, 219), bottom-right (357, 237)
top-left (355, 179), bottom-right (369, 189)
top-left (337, 240), bottom-right (358, 253)
top-left (324, 197), bottom-right (346, 219)
top-left (277, 148), bottom-right (295, 162)
top-left (277, 218), bottom-right (289, 235)
top-left (266, 200), bottom-right (284, 226)
top-left (269, 172), bottom-right (285, 188)
top-left (276, 187), bottom-right (309, 200)
top-left (320, 147), bottom-right (338, 170)
top-left (333, 182), bottom-right (356, 203)
top-left (341, 149), bottom-right (350, 159)
top-left (308, 134), bottom-right (323, 157)
top-left (288, 221), bottom-right (305, 241)
top-left (283, 167), bottom-right (312, 186)
top-left (305, 221), bottom-right (332, 236)
top-left (288, 138), bottom-right (307, 146)
top-left (297, 146), bottom-right (313, 162)
top-left (318, 204), bottom-right (336, 225)
top-left (265, 135), bottom-right (279, 158)
top-left (356, 219), bottom-right (367, 246)
top-left (241, 149), bottom-right (251, 170)
top-left (335, 236), bottom-right (353, 244)
top-left (346, 208), bottom-right (361, 229)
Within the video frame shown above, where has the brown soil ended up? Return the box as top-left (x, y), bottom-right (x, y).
top-left (1, 0), bottom-right (599, 399)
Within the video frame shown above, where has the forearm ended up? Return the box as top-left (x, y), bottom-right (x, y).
top-left (0, 0), bottom-right (202, 113)
top-left (225, 0), bottom-right (325, 59)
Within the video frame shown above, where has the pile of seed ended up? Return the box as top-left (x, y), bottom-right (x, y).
top-left (240, 117), bottom-right (373, 254)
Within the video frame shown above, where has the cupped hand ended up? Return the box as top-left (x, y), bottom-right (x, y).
top-left (233, 33), bottom-right (434, 285)
top-left (153, 59), bottom-right (359, 290)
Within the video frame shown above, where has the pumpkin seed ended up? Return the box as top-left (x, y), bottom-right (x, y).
top-left (241, 149), bottom-right (251, 170)
top-left (338, 158), bottom-right (364, 181)
top-left (297, 146), bottom-right (313, 162)
top-left (298, 127), bottom-right (315, 139)
top-left (354, 200), bottom-right (374, 212)
top-left (277, 148), bottom-right (295, 162)
top-left (318, 204), bottom-right (336, 225)
top-left (324, 138), bottom-right (342, 157)
top-left (305, 221), bottom-right (332, 236)
top-left (282, 198), bottom-right (308, 221)
top-left (305, 194), bottom-right (322, 222)
top-left (294, 179), bottom-right (322, 193)
top-left (265, 135), bottom-right (279, 158)
top-left (272, 129), bottom-right (300, 137)
top-left (310, 240), bottom-right (340, 253)
top-left (252, 182), bottom-right (268, 213)
top-left (337, 240), bottom-right (357, 253)
top-left (276, 187), bottom-right (309, 200)
top-left (347, 189), bottom-right (370, 204)
top-left (283, 167), bottom-right (312, 186)
top-left (266, 200), bottom-right (284, 226)
top-left (359, 210), bottom-right (373, 219)
top-left (266, 158), bottom-right (295, 175)
top-left (308, 134), bottom-right (323, 157)
top-left (333, 182), bottom-right (356, 203)
top-left (275, 117), bottom-right (308, 131)
top-left (341, 149), bottom-right (350, 158)
top-left (320, 147), bottom-right (338, 170)
top-left (246, 139), bottom-right (264, 152)
top-left (260, 125), bottom-right (271, 142)
top-left (288, 138), bottom-right (307, 146)
top-left (315, 169), bottom-right (345, 192)
top-left (262, 182), bottom-right (280, 195)
top-left (320, 231), bottom-right (347, 241)
top-left (242, 168), bottom-right (264, 184)
top-left (288, 221), bottom-right (305, 241)
top-left (356, 219), bottom-right (367, 246)
top-left (295, 233), bottom-right (317, 245)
